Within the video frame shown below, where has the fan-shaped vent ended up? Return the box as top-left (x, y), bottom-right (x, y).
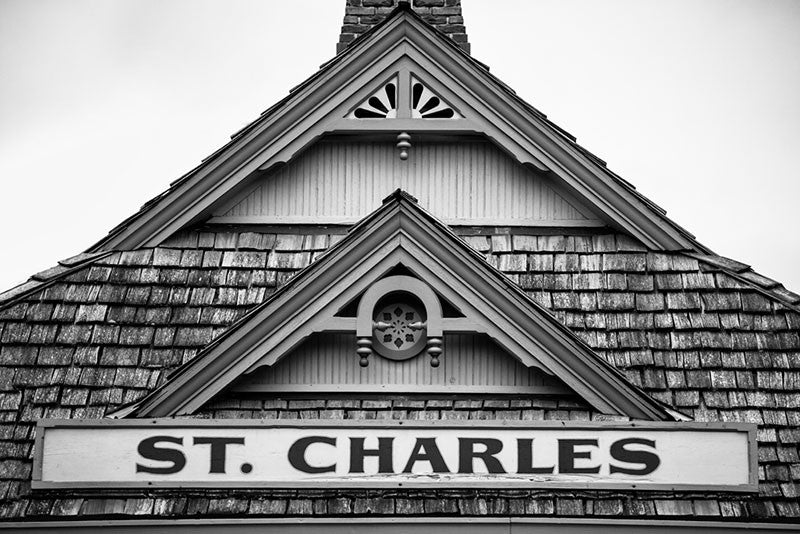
top-left (348, 75), bottom-right (462, 120)
top-left (411, 77), bottom-right (459, 119)
top-left (350, 78), bottom-right (398, 119)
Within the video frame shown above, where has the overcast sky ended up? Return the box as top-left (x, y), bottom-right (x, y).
top-left (1, 0), bottom-right (798, 293)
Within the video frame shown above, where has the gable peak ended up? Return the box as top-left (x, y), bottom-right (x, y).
top-left (338, 0), bottom-right (470, 54)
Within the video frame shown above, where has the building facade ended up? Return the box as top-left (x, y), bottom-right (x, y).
top-left (0, 2), bottom-right (798, 532)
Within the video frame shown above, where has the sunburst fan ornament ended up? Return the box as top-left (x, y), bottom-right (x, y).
top-left (350, 78), bottom-right (398, 118)
top-left (411, 76), bottom-right (459, 119)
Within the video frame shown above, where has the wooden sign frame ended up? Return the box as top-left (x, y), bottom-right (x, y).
top-left (32, 419), bottom-right (758, 492)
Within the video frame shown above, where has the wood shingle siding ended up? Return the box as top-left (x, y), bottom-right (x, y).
top-left (197, 396), bottom-right (604, 422)
top-left (0, 229), bottom-right (799, 519)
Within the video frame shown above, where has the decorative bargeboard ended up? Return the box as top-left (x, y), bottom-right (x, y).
top-left (34, 420), bottom-right (756, 491)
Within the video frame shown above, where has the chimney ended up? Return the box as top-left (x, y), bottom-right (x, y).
top-left (337, 0), bottom-right (470, 55)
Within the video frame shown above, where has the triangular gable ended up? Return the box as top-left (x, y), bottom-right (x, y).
top-left (127, 191), bottom-right (672, 421)
top-left (90, 4), bottom-right (704, 253)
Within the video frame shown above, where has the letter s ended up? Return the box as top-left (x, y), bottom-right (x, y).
top-left (136, 435), bottom-right (186, 474)
top-left (610, 438), bottom-right (660, 475)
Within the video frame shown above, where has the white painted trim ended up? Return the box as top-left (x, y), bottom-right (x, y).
top-left (317, 317), bottom-right (485, 332)
top-left (208, 216), bottom-right (606, 227)
top-left (229, 384), bottom-right (569, 394)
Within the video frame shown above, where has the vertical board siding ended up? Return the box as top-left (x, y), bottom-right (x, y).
top-left (234, 333), bottom-right (569, 394)
top-left (221, 141), bottom-right (599, 224)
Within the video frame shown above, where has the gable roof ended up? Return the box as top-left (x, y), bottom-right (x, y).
top-left (87, 4), bottom-right (706, 254)
top-left (2, 3), bottom-right (800, 524)
top-left (1, 205), bottom-right (800, 520)
top-left (126, 191), bottom-right (672, 421)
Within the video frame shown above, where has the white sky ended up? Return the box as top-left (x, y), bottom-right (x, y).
top-left (0, 0), bottom-right (798, 293)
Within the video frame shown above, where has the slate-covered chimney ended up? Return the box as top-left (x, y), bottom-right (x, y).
top-left (338, 0), bottom-right (469, 54)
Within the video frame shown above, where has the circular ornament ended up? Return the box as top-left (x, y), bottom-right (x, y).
top-left (372, 300), bottom-right (427, 360)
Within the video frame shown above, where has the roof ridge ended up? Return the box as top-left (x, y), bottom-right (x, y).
top-left (684, 251), bottom-right (800, 313)
top-left (0, 251), bottom-right (113, 311)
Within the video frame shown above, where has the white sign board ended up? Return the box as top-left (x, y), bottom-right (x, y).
top-left (34, 420), bottom-right (756, 491)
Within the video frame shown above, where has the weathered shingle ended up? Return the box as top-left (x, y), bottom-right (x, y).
top-left (0, 230), bottom-right (799, 522)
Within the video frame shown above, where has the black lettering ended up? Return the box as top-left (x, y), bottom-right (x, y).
top-left (402, 438), bottom-right (450, 473)
top-left (516, 438), bottom-right (555, 474)
top-left (349, 437), bottom-right (394, 473)
top-left (288, 436), bottom-right (337, 474)
top-left (458, 438), bottom-right (505, 474)
top-left (193, 437), bottom-right (245, 474)
top-left (610, 438), bottom-right (660, 475)
top-left (558, 439), bottom-right (601, 474)
top-left (136, 435), bottom-right (186, 475)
